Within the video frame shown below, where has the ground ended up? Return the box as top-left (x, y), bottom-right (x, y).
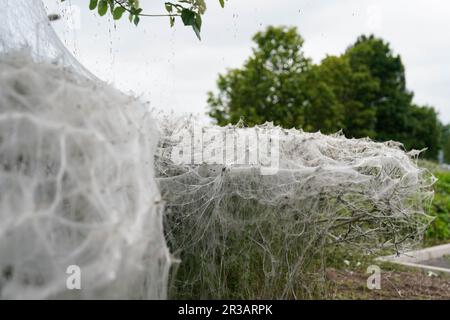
top-left (327, 267), bottom-right (450, 299)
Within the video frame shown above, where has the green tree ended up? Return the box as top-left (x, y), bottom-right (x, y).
top-left (402, 105), bottom-right (441, 159)
top-left (208, 29), bottom-right (443, 159)
top-left (440, 124), bottom-right (450, 163)
top-left (208, 26), bottom-right (311, 128)
top-left (313, 55), bottom-right (378, 138)
top-left (300, 64), bottom-right (344, 133)
top-left (208, 26), bottom-right (345, 133)
top-left (343, 35), bottom-right (442, 159)
top-left (345, 35), bottom-right (414, 142)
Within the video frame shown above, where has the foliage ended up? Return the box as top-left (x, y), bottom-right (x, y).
top-left (426, 170), bottom-right (450, 243)
top-left (441, 124), bottom-right (450, 163)
top-left (345, 36), bottom-right (442, 159)
top-left (311, 55), bottom-right (378, 138)
top-left (156, 115), bottom-right (433, 299)
top-left (403, 105), bottom-right (442, 160)
top-left (345, 35), bottom-right (413, 141)
top-left (208, 26), bottom-right (311, 128)
top-left (208, 28), bottom-right (444, 160)
top-left (84, 0), bottom-right (225, 39)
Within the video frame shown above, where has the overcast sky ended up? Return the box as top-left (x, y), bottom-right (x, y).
top-left (43, 0), bottom-right (450, 124)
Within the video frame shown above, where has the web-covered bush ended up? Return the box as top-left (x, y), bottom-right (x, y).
top-left (0, 0), bottom-right (435, 300)
top-left (155, 115), bottom-right (434, 298)
top-left (0, 0), bottom-right (171, 299)
top-left (0, 52), bottom-right (170, 299)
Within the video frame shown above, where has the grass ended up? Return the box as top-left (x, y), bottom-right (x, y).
top-left (424, 166), bottom-right (450, 245)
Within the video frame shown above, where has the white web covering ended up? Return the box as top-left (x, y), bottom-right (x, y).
top-left (156, 114), bottom-right (435, 298)
top-left (0, 0), bottom-right (435, 300)
top-left (0, 0), bottom-right (93, 78)
top-left (0, 0), bottom-right (170, 299)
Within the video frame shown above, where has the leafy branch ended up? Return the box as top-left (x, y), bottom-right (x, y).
top-left (85, 0), bottom-right (226, 40)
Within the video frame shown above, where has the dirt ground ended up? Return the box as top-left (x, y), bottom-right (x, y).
top-left (326, 267), bottom-right (450, 299)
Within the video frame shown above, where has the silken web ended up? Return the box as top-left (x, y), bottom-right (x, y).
top-left (155, 113), bottom-right (434, 298)
top-left (0, 0), bottom-right (435, 299)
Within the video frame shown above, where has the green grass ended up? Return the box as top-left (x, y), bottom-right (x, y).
top-left (425, 169), bottom-right (450, 245)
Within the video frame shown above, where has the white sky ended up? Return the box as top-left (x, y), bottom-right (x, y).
top-left (43, 0), bottom-right (450, 124)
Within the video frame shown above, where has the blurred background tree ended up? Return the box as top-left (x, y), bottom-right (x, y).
top-left (208, 26), bottom-right (311, 128)
top-left (441, 125), bottom-right (450, 163)
top-left (208, 27), bottom-right (446, 160)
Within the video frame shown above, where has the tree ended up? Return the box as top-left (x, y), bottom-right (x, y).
top-left (84, 0), bottom-right (225, 39)
top-left (300, 64), bottom-right (345, 133)
top-left (312, 55), bottom-right (378, 138)
top-left (345, 35), bottom-right (414, 143)
top-left (208, 26), bottom-right (348, 133)
top-left (207, 28), bottom-right (444, 159)
top-left (441, 124), bottom-right (450, 163)
top-left (208, 27), bottom-right (383, 135)
top-left (402, 105), bottom-right (441, 159)
top-left (342, 35), bottom-right (443, 159)
top-left (208, 26), bottom-right (311, 128)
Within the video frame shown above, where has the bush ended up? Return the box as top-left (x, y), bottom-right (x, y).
top-left (426, 170), bottom-right (450, 243)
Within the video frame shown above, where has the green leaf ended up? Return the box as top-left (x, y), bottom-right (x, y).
top-left (89, 0), bottom-right (98, 10)
top-left (165, 3), bottom-right (173, 13)
top-left (108, 0), bottom-right (115, 13)
top-left (195, 13), bottom-right (202, 30)
top-left (193, 13), bottom-right (202, 39)
top-left (219, 0), bottom-right (225, 8)
top-left (113, 7), bottom-right (126, 20)
top-left (192, 25), bottom-right (201, 41)
top-left (181, 9), bottom-right (202, 40)
top-left (133, 15), bottom-right (140, 26)
top-left (98, 0), bottom-right (108, 16)
top-left (181, 8), bottom-right (196, 26)
top-left (170, 16), bottom-right (175, 28)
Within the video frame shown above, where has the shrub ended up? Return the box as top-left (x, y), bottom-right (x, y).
top-left (426, 170), bottom-right (450, 243)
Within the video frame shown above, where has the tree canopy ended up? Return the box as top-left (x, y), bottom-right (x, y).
top-left (208, 26), bottom-right (310, 128)
top-left (208, 27), bottom-right (445, 160)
